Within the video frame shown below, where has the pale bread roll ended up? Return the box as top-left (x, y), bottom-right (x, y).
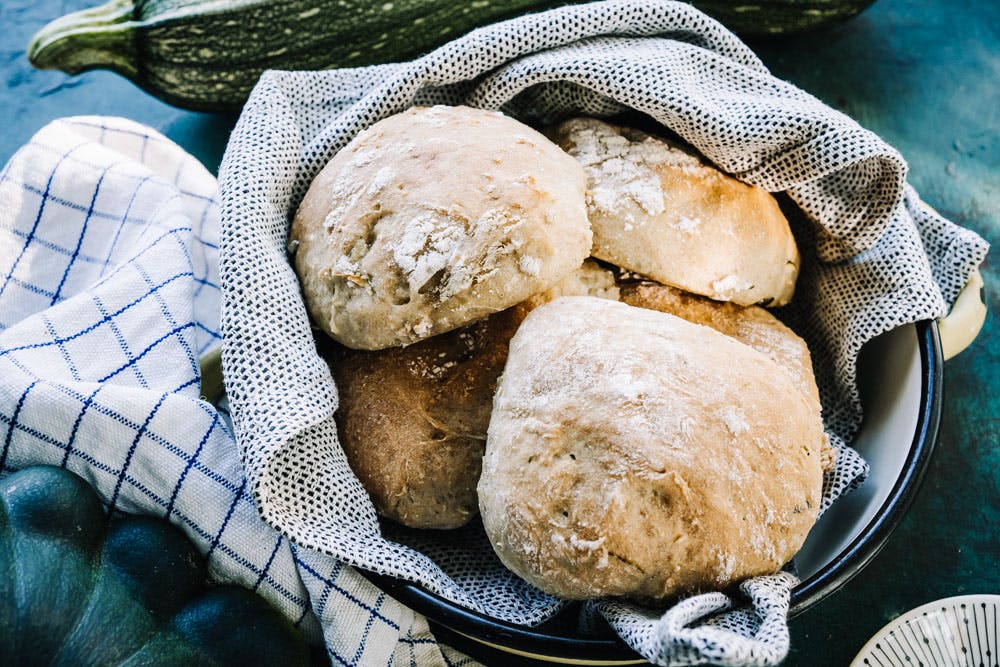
top-left (619, 279), bottom-right (820, 410)
top-left (622, 279), bottom-right (836, 471)
top-left (292, 105), bottom-right (592, 350)
top-left (329, 261), bottom-right (618, 529)
top-left (524, 257), bottom-right (619, 307)
top-left (554, 117), bottom-right (800, 307)
top-left (479, 297), bottom-right (825, 600)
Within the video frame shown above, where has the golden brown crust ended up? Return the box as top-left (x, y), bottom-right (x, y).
top-left (326, 307), bottom-right (523, 529)
top-left (554, 117), bottom-right (800, 307)
top-left (292, 105), bottom-right (592, 350)
top-left (327, 261), bottom-right (618, 529)
top-left (479, 297), bottom-right (826, 600)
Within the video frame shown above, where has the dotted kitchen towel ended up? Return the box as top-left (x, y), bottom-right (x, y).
top-left (218, 0), bottom-right (987, 664)
top-left (0, 116), bottom-right (467, 667)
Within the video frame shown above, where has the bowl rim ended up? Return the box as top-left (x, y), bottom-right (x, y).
top-left (359, 319), bottom-right (944, 663)
top-left (786, 319), bottom-right (942, 615)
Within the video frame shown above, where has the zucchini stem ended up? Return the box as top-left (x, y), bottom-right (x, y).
top-left (28, 0), bottom-right (139, 79)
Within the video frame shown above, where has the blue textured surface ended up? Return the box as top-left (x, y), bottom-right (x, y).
top-left (1, 0), bottom-right (996, 665)
top-left (746, 4), bottom-right (998, 665)
top-left (1, 0), bottom-right (236, 174)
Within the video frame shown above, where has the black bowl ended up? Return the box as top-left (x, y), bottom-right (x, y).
top-left (361, 321), bottom-right (943, 665)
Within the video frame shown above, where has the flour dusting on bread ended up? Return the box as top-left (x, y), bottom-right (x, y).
top-left (555, 117), bottom-right (800, 307)
top-left (292, 108), bottom-right (828, 603)
top-left (479, 297), bottom-right (825, 601)
top-left (291, 105), bottom-right (592, 349)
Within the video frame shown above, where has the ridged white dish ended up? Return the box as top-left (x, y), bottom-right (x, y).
top-left (851, 594), bottom-right (1000, 667)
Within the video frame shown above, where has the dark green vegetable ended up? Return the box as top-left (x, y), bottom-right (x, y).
top-left (696, 0), bottom-right (875, 36)
top-left (0, 465), bottom-right (310, 667)
top-left (27, 0), bottom-right (875, 112)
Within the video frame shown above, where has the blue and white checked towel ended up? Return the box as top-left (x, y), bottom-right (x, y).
top-left (0, 116), bottom-right (474, 666)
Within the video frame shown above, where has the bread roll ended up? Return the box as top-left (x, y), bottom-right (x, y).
top-left (554, 117), bottom-right (800, 307)
top-left (329, 261), bottom-right (618, 529)
top-left (619, 279), bottom-right (819, 409)
top-left (292, 105), bottom-right (592, 350)
top-left (479, 297), bottom-right (825, 600)
top-left (525, 257), bottom-right (619, 307)
top-left (327, 308), bottom-right (519, 529)
top-left (622, 278), bottom-right (836, 472)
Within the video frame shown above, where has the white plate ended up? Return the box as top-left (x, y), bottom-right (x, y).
top-left (789, 320), bottom-right (942, 612)
top-left (851, 594), bottom-right (1000, 667)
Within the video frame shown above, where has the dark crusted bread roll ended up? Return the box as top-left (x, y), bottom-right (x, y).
top-left (326, 261), bottom-right (618, 529)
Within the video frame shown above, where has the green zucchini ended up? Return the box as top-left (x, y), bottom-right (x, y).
top-left (28, 0), bottom-right (875, 112)
top-left (696, 0), bottom-right (875, 36)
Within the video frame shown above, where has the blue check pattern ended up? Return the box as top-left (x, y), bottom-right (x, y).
top-left (0, 117), bottom-right (467, 666)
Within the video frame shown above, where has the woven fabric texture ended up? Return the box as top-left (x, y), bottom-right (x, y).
top-left (0, 116), bottom-right (471, 667)
top-left (217, 0), bottom-right (988, 664)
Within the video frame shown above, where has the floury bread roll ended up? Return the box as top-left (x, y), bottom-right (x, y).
top-left (621, 279), bottom-right (836, 471)
top-left (524, 257), bottom-right (619, 306)
top-left (478, 297), bottom-right (826, 600)
top-left (554, 118), bottom-right (800, 307)
top-left (328, 261), bottom-right (618, 529)
top-left (292, 105), bottom-right (592, 350)
top-left (619, 279), bottom-right (820, 411)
